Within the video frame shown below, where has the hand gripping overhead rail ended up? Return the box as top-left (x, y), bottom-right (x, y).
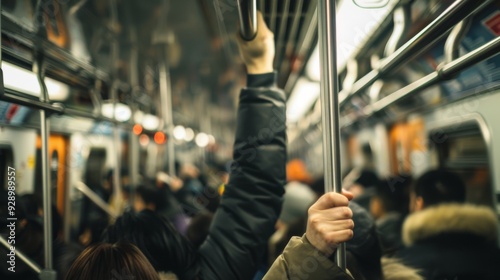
top-left (237, 0), bottom-right (258, 41)
top-left (339, 0), bottom-right (491, 108)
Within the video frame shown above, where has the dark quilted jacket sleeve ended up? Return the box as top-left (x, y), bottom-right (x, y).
top-left (199, 72), bottom-right (287, 280)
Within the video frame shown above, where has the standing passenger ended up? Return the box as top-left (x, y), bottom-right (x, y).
top-left (103, 11), bottom-right (287, 279)
top-left (396, 169), bottom-right (500, 279)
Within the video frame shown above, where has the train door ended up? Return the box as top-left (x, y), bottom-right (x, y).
top-left (428, 120), bottom-right (494, 207)
top-left (34, 135), bottom-right (69, 215)
top-left (389, 123), bottom-right (411, 175)
top-left (0, 146), bottom-right (14, 190)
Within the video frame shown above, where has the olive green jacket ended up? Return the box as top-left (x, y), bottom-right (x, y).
top-left (263, 235), bottom-right (353, 280)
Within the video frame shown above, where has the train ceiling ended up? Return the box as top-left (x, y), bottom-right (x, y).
top-left (1, 0), bottom-right (319, 147)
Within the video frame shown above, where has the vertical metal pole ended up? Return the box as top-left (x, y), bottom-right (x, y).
top-left (111, 82), bottom-right (122, 205)
top-left (129, 30), bottom-right (140, 188)
top-left (109, 0), bottom-right (123, 209)
top-left (159, 56), bottom-right (176, 177)
top-left (0, 2), bottom-right (2, 66)
top-left (1, 1), bottom-right (3, 95)
top-left (318, 0), bottom-right (345, 270)
top-left (36, 54), bottom-right (57, 279)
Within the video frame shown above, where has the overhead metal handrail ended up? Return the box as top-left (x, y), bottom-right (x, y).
top-left (75, 182), bottom-right (119, 218)
top-left (0, 235), bottom-right (42, 275)
top-left (369, 1), bottom-right (412, 103)
top-left (237, 0), bottom-right (257, 41)
top-left (355, 35), bottom-right (500, 122)
top-left (318, 0), bottom-right (346, 271)
top-left (0, 88), bottom-right (131, 124)
top-left (340, 0), bottom-right (491, 107)
top-left (444, 18), bottom-right (472, 63)
top-left (285, 2), bottom-right (318, 93)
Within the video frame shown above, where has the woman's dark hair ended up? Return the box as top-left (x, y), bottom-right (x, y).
top-left (101, 210), bottom-right (199, 279)
top-left (64, 242), bottom-right (159, 280)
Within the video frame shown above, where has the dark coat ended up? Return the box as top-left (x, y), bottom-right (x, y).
top-left (396, 203), bottom-right (500, 280)
top-left (198, 72), bottom-right (287, 280)
top-left (376, 212), bottom-right (405, 255)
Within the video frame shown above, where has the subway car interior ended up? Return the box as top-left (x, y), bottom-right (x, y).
top-left (1, 0), bottom-right (500, 279)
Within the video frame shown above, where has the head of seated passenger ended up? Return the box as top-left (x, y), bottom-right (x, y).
top-left (101, 209), bottom-right (199, 279)
top-left (343, 168), bottom-right (380, 211)
top-left (64, 242), bottom-right (159, 280)
top-left (371, 174), bottom-right (412, 219)
top-left (134, 184), bottom-right (167, 212)
top-left (410, 169), bottom-right (466, 212)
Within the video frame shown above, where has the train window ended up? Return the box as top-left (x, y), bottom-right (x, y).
top-left (0, 147), bottom-right (15, 190)
top-left (429, 122), bottom-right (493, 207)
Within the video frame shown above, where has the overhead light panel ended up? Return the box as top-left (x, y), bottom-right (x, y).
top-left (173, 125), bottom-right (186, 140)
top-left (3, 61), bottom-right (70, 101)
top-left (195, 132), bottom-right (209, 148)
top-left (101, 103), bottom-right (132, 122)
top-left (286, 78), bottom-right (320, 124)
top-left (142, 114), bottom-right (160, 130)
top-left (184, 128), bottom-right (195, 142)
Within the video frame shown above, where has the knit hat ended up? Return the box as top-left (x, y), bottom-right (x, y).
top-left (279, 181), bottom-right (317, 225)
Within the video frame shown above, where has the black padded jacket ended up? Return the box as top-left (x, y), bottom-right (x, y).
top-left (198, 72), bottom-right (287, 280)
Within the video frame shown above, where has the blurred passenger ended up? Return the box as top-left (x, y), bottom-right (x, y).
top-left (371, 175), bottom-right (412, 255)
top-left (102, 11), bottom-right (287, 279)
top-left (343, 168), bottom-right (380, 211)
top-left (78, 216), bottom-right (108, 247)
top-left (0, 192), bottom-right (82, 280)
top-left (395, 169), bottom-right (500, 279)
top-left (268, 180), bottom-right (316, 264)
top-left (64, 242), bottom-right (160, 280)
top-left (186, 211), bottom-right (214, 249)
top-left (102, 210), bottom-right (197, 278)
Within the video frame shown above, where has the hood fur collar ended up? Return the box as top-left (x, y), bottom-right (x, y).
top-left (402, 203), bottom-right (498, 246)
top-left (382, 257), bottom-right (423, 280)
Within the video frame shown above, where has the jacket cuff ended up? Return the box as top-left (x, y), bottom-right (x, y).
top-left (247, 71), bottom-right (277, 88)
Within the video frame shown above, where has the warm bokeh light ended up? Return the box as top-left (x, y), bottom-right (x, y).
top-left (133, 124), bottom-right (143, 135)
top-left (139, 134), bottom-right (150, 146)
top-left (154, 132), bottom-right (166, 144)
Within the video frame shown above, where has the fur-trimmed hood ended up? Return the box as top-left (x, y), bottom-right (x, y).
top-left (402, 203), bottom-right (499, 246)
top-left (382, 257), bottom-right (423, 280)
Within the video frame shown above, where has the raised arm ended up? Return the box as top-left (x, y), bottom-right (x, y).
top-left (198, 12), bottom-right (287, 279)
